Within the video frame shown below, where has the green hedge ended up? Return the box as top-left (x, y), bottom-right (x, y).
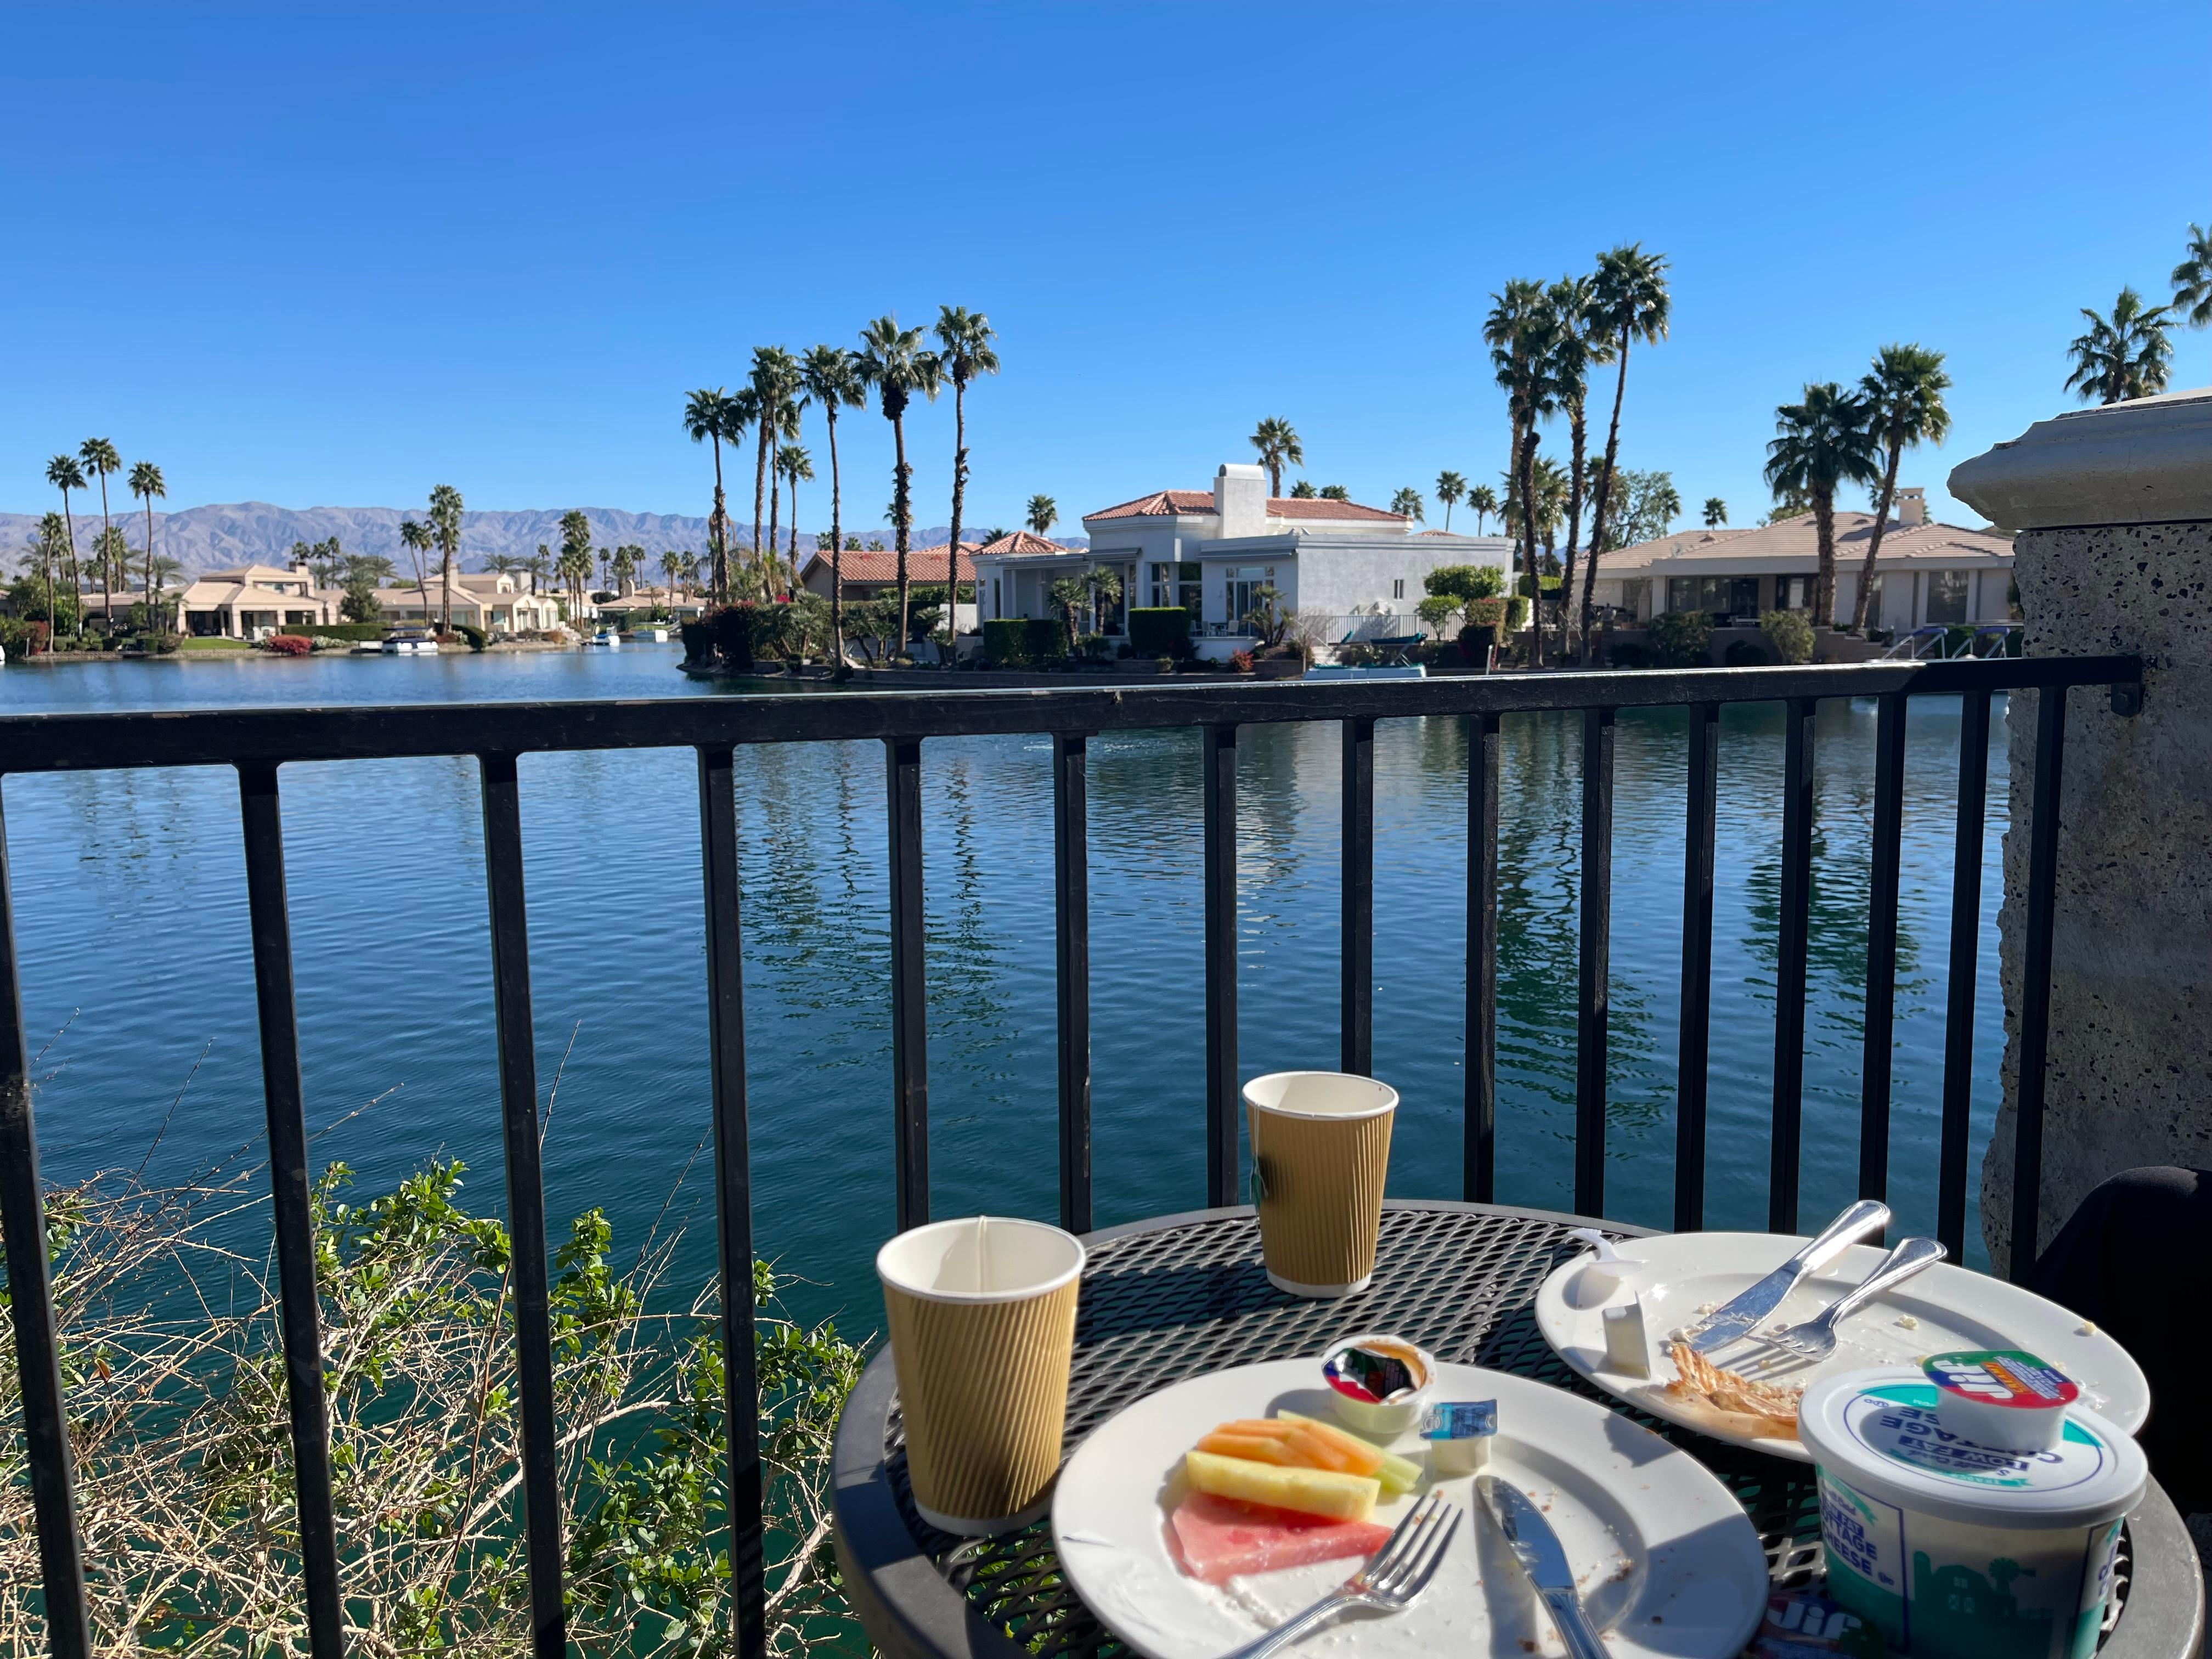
top-left (300, 622), bottom-right (388, 642)
top-left (1647, 610), bottom-right (1713, 668)
top-left (983, 617), bottom-right (1064, 667)
top-left (1127, 607), bottom-right (1193, 656)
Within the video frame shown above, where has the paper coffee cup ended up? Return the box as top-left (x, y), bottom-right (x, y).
top-left (1243, 1071), bottom-right (1397, 1297)
top-left (876, 1215), bottom-right (1085, 1535)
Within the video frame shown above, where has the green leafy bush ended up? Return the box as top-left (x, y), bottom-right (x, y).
top-left (1424, 564), bottom-right (1505, 603)
top-left (450, 622), bottom-right (488, 652)
top-left (1647, 609), bottom-right (1713, 668)
top-left (1724, 637), bottom-right (1771, 667)
top-left (983, 617), bottom-right (1063, 667)
top-left (1759, 608), bottom-right (1814, 664)
top-left (708, 602), bottom-right (762, 670)
top-left (1128, 607), bottom-right (1194, 656)
top-left (1610, 641), bottom-right (1651, 669)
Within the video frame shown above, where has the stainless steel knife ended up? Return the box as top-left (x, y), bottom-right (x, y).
top-left (1684, 1198), bottom-right (1889, 1354)
top-left (1477, 1475), bottom-right (1607, 1659)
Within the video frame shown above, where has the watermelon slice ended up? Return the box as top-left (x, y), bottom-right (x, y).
top-left (1166, 1491), bottom-right (1392, 1586)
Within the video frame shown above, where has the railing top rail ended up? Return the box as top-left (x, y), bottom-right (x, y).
top-left (0, 655), bottom-right (2140, 776)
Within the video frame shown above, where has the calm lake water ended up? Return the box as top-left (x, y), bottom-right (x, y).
top-left (1, 648), bottom-right (2012, 1331)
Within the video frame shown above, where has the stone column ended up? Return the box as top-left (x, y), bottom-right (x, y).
top-left (1949, 390), bottom-right (2212, 1273)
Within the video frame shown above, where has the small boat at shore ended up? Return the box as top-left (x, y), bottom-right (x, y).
top-left (381, 629), bottom-right (439, 655)
top-left (588, 629), bottom-right (621, 648)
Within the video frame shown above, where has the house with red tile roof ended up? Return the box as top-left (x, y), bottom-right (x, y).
top-left (973, 465), bottom-right (1509, 659)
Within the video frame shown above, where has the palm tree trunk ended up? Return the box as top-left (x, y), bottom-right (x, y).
top-left (1561, 399), bottom-right (1587, 662)
top-left (946, 377), bottom-right (967, 668)
top-left (710, 435), bottom-right (727, 603)
top-left (788, 481), bottom-right (800, 565)
top-left (827, 409), bottom-right (845, 671)
top-left (1517, 425), bottom-right (1542, 667)
top-left (144, 500), bottom-right (156, 633)
top-left (893, 415), bottom-right (912, 653)
top-left (1580, 335), bottom-right (1631, 663)
top-left (753, 425), bottom-right (769, 597)
top-left (1442, 500), bottom-right (1453, 533)
top-left (1814, 487), bottom-right (1838, 627)
top-left (767, 417), bottom-right (782, 599)
top-left (97, 477), bottom-right (114, 630)
top-left (1850, 434), bottom-right (1906, 634)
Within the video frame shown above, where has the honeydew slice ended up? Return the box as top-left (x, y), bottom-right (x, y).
top-left (1183, 1449), bottom-right (1380, 1522)
top-left (1277, 1409), bottom-right (1423, 1496)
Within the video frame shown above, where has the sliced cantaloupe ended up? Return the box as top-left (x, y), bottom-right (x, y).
top-left (1183, 1449), bottom-right (1380, 1523)
top-left (1277, 1410), bottom-right (1423, 1497)
top-left (1194, 1431), bottom-right (1301, 1465)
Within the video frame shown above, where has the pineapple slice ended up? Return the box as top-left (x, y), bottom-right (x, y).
top-left (1277, 1410), bottom-right (1424, 1497)
top-left (1184, 1449), bottom-right (1380, 1522)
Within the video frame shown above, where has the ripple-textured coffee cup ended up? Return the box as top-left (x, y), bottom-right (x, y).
top-left (1244, 1071), bottom-right (1397, 1297)
top-left (876, 1215), bottom-right (1085, 1535)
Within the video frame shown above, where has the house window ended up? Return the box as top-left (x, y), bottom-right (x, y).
top-left (992, 577), bottom-right (1001, 618)
top-left (1666, 576), bottom-right (1757, 618)
top-left (1926, 569), bottom-right (1969, 625)
top-left (1391, 578), bottom-right (1405, 600)
top-left (1776, 575), bottom-right (1810, 611)
top-left (1620, 579), bottom-right (1650, 619)
top-left (1223, 566), bottom-right (1277, 635)
top-left (1156, 561), bottom-right (1203, 614)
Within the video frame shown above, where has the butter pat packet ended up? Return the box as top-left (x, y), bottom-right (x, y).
top-left (1420, 1400), bottom-right (1496, 1475)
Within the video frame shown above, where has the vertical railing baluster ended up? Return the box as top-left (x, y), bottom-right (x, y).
top-left (1674, 703), bottom-right (1719, 1232)
top-left (1936, 691), bottom-right (1991, 1259)
top-left (1203, 724), bottom-right (1239, 1208)
top-left (1052, 733), bottom-right (1093, 1235)
top-left (0, 783), bottom-right (92, 1659)
top-left (1465, 713), bottom-right (1500, 1202)
top-left (1859, 692), bottom-right (1908, 1225)
top-left (477, 753), bottom-right (566, 1659)
top-left (2011, 687), bottom-right (2069, 1283)
top-left (1770, 696), bottom-right (1818, 1233)
top-left (695, 747), bottom-right (764, 1659)
top-left (884, 737), bottom-right (929, 1232)
top-left (1575, 708), bottom-right (1615, 1217)
top-left (1341, 716), bottom-right (1375, 1077)
top-left (235, 764), bottom-right (346, 1659)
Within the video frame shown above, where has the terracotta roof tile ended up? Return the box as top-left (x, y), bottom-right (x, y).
top-left (1084, 488), bottom-right (1406, 524)
top-left (798, 543), bottom-right (979, 584)
top-left (1600, 512), bottom-right (2012, 571)
top-left (973, 530), bottom-right (1078, 558)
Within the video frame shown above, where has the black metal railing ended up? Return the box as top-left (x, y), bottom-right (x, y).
top-left (0, 655), bottom-right (2142, 1658)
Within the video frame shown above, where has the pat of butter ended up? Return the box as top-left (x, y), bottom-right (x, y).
top-left (1420, 1400), bottom-right (1496, 1475)
top-left (1601, 1295), bottom-right (1650, 1379)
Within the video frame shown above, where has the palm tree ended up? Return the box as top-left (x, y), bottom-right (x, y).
top-left (1434, 471), bottom-right (1466, 531)
top-left (1764, 383), bottom-right (1882, 628)
top-left (684, 387), bottom-right (738, 600)
top-left (2065, 289), bottom-right (2173, 405)
top-left (1703, 496), bottom-right (1728, 528)
top-left (1467, 483), bottom-right (1499, 535)
top-left (935, 306), bottom-right (1000, 659)
top-left (558, 509), bottom-right (594, 631)
top-left (46, 455), bottom-right (86, 631)
top-left (799, 343), bottom-right (866, 668)
top-left (428, 484), bottom-right (464, 634)
top-left (1248, 417), bottom-right (1302, 497)
top-left (778, 445), bottom-right (815, 564)
top-left (1848, 344), bottom-right (1953, 634)
top-left (749, 347), bottom-right (801, 596)
top-left (1390, 487), bottom-right (1424, 521)
top-left (854, 315), bottom-right (943, 652)
top-left (765, 395), bottom-right (803, 596)
top-left (79, 437), bottom-right (122, 629)
top-left (1288, 480), bottom-right (1317, 499)
top-left (2171, 222), bottom-right (2212, 330)
top-left (529, 545), bottom-right (551, 597)
top-left (128, 460), bottom-right (166, 631)
top-left (146, 554), bottom-right (184, 630)
top-left (399, 518), bottom-right (435, 625)
top-left (31, 511), bottom-right (69, 641)
top-left (660, 549), bottom-right (688, 605)
top-left (1026, 494), bottom-right (1056, 535)
top-left (1485, 279), bottom-right (1560, 662)
top-left (1581, 244), bottom-right (1669, 656)
top-left (1545, 272), bottom-right (1608, 660)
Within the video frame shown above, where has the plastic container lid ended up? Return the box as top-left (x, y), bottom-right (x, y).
top-left (1798, 1368), bottom-right (2146, 1531)
top-left (1923, 1350), bottom-right (2079, 1452)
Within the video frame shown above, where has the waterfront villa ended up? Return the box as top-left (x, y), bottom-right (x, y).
top-left (971, 464), bottom-right (1510, 658)
top-left (177, 563), bottom-right (341, 637)
top-left (796, 543), bottom-right (981, 632)
top-left (372, 571), bottom-right (566, 633)
top-left (1588, 489), bottom-right (2017, 630)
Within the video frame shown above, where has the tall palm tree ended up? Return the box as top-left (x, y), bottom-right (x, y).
top-left (749, 347), bottom-right (800, 596)
top-left (1848, 344), bottom-right (1953, 634)
top-left (1390, 487), bottom-right (1424, 521)
top-left (558, 509), bottom-right (594, 632)
top-left (800, 343), bottom-right (866, 668)
top-left (1703, 496), bottom-right (1728, 528)
top-left (146, 554), bottom-right (184, 631)
top-left (46, 454), bottom-right (86, 629)
top-left (684, 387), bottom-right (737, 600)
top-left (399, 518), bottom-right (435, 625)
top-left (80, 437), bottom-right (122, 629)
top-left (1546, 272), bottom-right (1609, 660)
top-left (428, 484), bottom-right (464, 634)
top-left (660, 549), bottom-right (688, 604)
top-left (765, 394), bottom-right (803, 597)
top-left (935, 306), bottom-right (1000, 658)
top-left (530, 544), bottom-right (551, 597)
top-left (33, 511), bottom-right (69, 641)
top-left (1434, 470), bottom-right (1466, 532)
top-left (722, 387), bottom-right (760, 594)
top-left (128, 460), bottom-right (166, 631)
top-left (2171, 222), bottom-right (2212, 330)
top-left (1581, 244), bottom-right (1669, 655)
top-left (2064, 288), bottom-right (2173, 405)
top-left (854, 315), bottom-right (943, 651)
top-left (1764, 383), bottom-right (1882, 628)
top-left (1026, 494), bottom-right (1056, 535)
top-left (1484, 279), bottom-right (1560, 663)
top-left (1466, 483), bottom-right (1499, 535)
top-left (778, 445), bottom-right (814, 564)
top-left (1248, 417), bottom-right (1302, 497)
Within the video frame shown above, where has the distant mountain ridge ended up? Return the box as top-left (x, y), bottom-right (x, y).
top-left (0, 501), bottom-right (1087, 574)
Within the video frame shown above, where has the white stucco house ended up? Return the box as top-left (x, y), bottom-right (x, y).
top-left (972, 464), bottom-right (1509, 659)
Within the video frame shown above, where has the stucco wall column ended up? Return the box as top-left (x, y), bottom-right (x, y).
top-left (1949, 390), bottom-right (2212, 1273)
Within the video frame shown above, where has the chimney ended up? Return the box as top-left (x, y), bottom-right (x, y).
top-left (1215, 462), bottom-right (1268, 539)
top-left (1895, 486), bottom-right (1926, 527)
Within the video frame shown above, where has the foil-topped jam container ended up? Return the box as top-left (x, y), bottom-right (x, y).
top-left (1320, 1333), bottom-right (1435, 1436)
top-left (1922, 1350), bottom-right (2079, 1453)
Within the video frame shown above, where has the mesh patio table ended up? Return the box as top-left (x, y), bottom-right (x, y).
top-left (831, 1200), bottom-right (2204, 1659)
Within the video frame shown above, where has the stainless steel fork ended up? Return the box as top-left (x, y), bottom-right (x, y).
top-left (1760, 1235), bottom-right (1946, 1362)
top-left (1219, 1491), bottom-right (1462, 1659)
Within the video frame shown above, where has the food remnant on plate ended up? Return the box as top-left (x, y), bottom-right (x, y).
top-left (1601, 1297), bottom-right (1651, 1378)
top-left (1666, 1341), bottom-right (1803, 1438)
top-left (1323, 1337), bottom-right (1426, 1403)
top-left (1420, 1399), bottom-right (1496, 1475)
top-left (1166, 1492), bottom-right (1391, 1586)
top-left (1696, 1301), bottom-right (1719, 1316)
top-left (1184, 1448), bottom-right (1379, 1522)
top-left (1895, 1314), bottom-right (1918, 1330)
top-left (2078, 1320), bottom-right (2098, 1335)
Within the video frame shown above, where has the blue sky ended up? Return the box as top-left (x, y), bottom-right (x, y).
top-left (5, 2), bottom-right (2209, 539)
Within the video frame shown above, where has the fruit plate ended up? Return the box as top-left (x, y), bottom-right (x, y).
top-left (1049, 1358), bottom-right (1767, 1659)
top-left (1533, 1231), bottom-right (2151, 1462)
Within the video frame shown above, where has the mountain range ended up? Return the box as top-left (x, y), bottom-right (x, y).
top-left (1, 501), bottom-right (1086, 574)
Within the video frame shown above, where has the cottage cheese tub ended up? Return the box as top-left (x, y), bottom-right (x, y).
top-left (1798, 1367), bottom-right (2146, 1659)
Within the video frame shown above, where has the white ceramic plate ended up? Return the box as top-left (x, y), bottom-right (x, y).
top-left (1534, 1231), bottom-right (2152, 1463)
top-left (1050, 1358), bottom-right (1768, 1659)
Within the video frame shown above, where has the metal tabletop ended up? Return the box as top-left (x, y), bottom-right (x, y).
top-left (831, 1201), bottom-right (2204, 1659)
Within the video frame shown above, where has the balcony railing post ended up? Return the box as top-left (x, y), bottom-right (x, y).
top-left (695, 746), bottom-right (765, 1658)
top-left (1770, 696), bottom-right (1818, 1233)
top-left (884, 737), bottom-right (929, 1232)
top-left (1052, 733), bottom-right (1093, 1235)
top-left (1575, 708), bottom-right (1617, 1216)
top-left (477, 752), bottom-right (567, 1659)
top-left (1340, 716), bottom-right (1375, 1077)
top-left (0, 783), bottom-right (92, 1659)
top-left (1203, 723), bottom-right (1239, 1207)
top-left (1937, 690), bottom-right (1993, 1259)
top-left (1674, 703), bottom-right (1719, 1231)
top-left (1465, 713), bottom-right (1500, 1202)
top-left (2011, 687), bottom-right (2070, 1282)
top-left (1859, 692), bottom-right (1908, 1224)
top-left (235, 763), bottom-right (346, 1659)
